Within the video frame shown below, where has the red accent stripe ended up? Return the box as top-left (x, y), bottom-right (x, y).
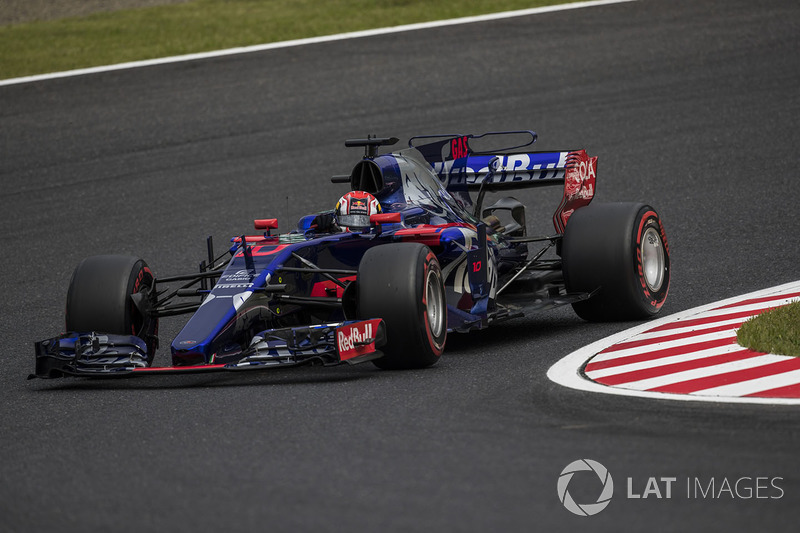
top-left (586, 337), bottom-right (737, 372)
top-left (133, 364), bottom-right (227, 372)
top-left (399, 234), bottom-right (444, 247)
top-left (394, 222), bottom-right (474, 235)
top-left (647, 357), bottom-right (800, 394)
top-left (593, 348), bottom-right (759, 386)
top-left (234, 243), bottom-right (289, 257)
top-left (746, 381), bottom-right (800, 398)
top-left (599, 322), bottom-right (744, 354)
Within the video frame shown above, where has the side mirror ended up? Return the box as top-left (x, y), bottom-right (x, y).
top-left (370, 213), bottom-right (402, 225)
top-left (254, 218), bottom-right (279, 230)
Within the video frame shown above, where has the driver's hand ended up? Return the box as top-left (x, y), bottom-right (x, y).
top-left (311, 212), bottom-right (336, 233)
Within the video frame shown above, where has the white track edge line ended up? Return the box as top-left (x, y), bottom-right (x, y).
top-left (685, 297), bottom-right (800, 320)
top-left (632, 317), bottom-right (749, 341)
top-left (0, 0), bottom-right (637, 87)
top-left (546, 280), bottom-right (800, 405)
top-left (602, 295), bottom-right (799, 348)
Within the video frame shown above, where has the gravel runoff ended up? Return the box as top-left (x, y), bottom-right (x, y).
top-left (1, 0), bottom-right (193, 25)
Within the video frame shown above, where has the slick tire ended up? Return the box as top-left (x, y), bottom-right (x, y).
top-left (357, 243), bottom-right (446, 369)
top-left (65, 255), bottom-right (159, 361)
top-left (562, 203), bottom-right (670, 321)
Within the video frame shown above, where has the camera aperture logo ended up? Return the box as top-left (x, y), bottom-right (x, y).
top-left (557, 459), bottom-right (614, 516)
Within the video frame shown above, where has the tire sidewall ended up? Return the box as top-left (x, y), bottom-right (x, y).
top-left (421, 250), bottom-right (446, 356)
top-left (631, 208), bottom-right (670, 315)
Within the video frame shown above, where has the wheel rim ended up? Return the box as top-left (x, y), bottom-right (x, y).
top-left (425, 269), bottom-right (445, 338)
top-left (641, 227), bottom-right (665, 292)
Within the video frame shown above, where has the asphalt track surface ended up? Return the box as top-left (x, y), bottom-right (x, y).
top-left (1, 0), bottom-right (799, 531)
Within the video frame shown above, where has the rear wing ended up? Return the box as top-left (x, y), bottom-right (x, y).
top-left (441, 151), bottom-right (570, 190)
top-left (409, 132), bottom-right (597, 233)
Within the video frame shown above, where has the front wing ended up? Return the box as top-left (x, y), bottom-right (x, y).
top-left (32, 319), bottom-right (386, 379)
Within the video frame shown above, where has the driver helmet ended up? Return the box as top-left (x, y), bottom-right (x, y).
top-left (335, 191), bottom-right (381, 231)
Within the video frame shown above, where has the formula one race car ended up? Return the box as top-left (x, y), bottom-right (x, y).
top-left (33, 131), bottom-right (670, 378)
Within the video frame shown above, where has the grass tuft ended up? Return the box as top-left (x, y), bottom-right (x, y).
top-left (736, 301), bottom-right (800, 357)
top-left (0, 0), bottom-right (574, 80)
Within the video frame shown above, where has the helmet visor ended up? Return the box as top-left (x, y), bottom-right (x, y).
top-left (337, 214), bottom-right (371, 229)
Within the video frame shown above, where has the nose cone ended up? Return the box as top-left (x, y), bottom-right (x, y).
top-left (170, 293), bottom-right (241, 365)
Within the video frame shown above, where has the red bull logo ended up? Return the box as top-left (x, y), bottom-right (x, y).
top-left (336, 319), bottom-right (380, 360)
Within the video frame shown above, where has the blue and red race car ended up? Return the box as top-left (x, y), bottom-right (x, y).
top-left (33, 131), bottom-right (670, 378)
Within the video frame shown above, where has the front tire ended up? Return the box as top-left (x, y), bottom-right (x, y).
top-left (65, 255), bottom-right (159, 361)
top-left (562, 203), bottom-right (670, 321)
top-left (357, 243), bottom-right (446, 369)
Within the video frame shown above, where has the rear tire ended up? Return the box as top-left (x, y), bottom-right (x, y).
top-left (65, 255), bottom-right (159, 361)
top-left (562, 203), bottom-right (670, 321)
top-left (357, 243), bottom-right (446, 369)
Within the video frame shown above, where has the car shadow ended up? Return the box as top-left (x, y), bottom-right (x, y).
top-left (445, 310), bottom-right (588, 354)
top-left (29, 362), bottom-right (383, 391)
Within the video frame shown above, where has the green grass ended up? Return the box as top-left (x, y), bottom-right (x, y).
top-left (737, 301), bottom-right (800, 357)
top-left (0, 0), bottom-right (577, 80)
